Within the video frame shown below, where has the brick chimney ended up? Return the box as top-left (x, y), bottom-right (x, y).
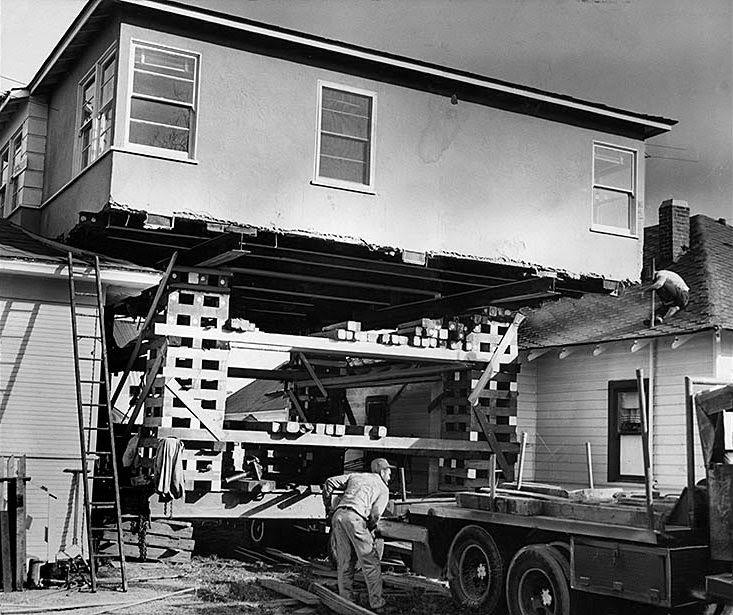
top-left (657, 199), bottom-right (690, 266)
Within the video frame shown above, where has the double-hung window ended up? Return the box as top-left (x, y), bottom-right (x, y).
top-left (315, 82), bottom-right (375, 191)
top-left (592, 143), bottom-right (637, 235)
top-left (9, 131), bottom-right (25, 211)
top-left (77, 48), bottom-right (116, 170)
top-left (0, 148), bottom-right (8, 216)
top-left (128, 42), bottom-right (198, 157)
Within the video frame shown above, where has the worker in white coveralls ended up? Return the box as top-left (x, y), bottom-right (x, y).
top-left (646, 269), bottom-right (690, 325)
top-left (323, 458), bottom-right (393, 612)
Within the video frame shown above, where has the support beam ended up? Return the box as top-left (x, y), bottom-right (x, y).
top-left (526, 349), bottom-right (549, 362)
top-left (558, 347), bottom-right (575, 359)
top-left (631, 339), bottom-right (652, 353)
top-left (355, 277), bottom-right (556, 328)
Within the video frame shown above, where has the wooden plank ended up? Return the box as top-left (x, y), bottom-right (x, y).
top-left (121, 520), bottom-right (193, 539)
top-left (12, 457), bottom-right (26, 591)
top-left (259, 579), bottom-right (320, 605)
top-left (0, 511), bottom-right (12, 592)
top-left (309, 582), bottom-right (375, 615)
top-left (125, 351), bottom-right (164, 425)
top-left (165, 379), bottom-right (223, 439)
top-left (158, 324), bottom-right (494, 363)
top-left (355, 277), bottom-right (556, 328)
top-left (96, 541), bottom-right (191, 562)
top-left (471, 406), bottom-right (513, 480)
top-left (468, 313), bottom-right (524, 406)
top-left (99, 531), bottom-right (194, 551)
top-left (147, 427), bottom-right (500, 457)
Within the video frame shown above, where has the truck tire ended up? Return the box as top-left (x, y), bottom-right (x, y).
top-left (447, 525), bottom-right (505, 613)
top-left (506, 544), bottom-right (571, 615)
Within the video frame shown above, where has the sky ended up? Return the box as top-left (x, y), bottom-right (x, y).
top-left (1, 0), bottom-right (731, 222)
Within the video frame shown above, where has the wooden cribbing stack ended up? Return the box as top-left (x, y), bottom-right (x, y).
top-left (0, 455), bottom-right (28, 592)
top-left (439, 309), bottom-right (522, 489)
top-left (139, 268), bottom-right (232, 492)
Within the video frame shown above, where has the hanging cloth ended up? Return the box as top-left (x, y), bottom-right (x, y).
top-left (154, 437), bottom-right (185, 500)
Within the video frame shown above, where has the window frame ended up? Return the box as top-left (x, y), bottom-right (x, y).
top-left (591, 142), bottom-right (638, 238)
top-left (124, 40), bottom-right (200, 161)
top-left (7, 130), bottom-right (25, 213)
top-left (313, 80), bottom-right (377, 194)
top-left (75, 45), bottom-right (117, 172)
top-left (607, 378), bottom-right (649, 483)
top-left (0, 146), bottom-right (9, 216)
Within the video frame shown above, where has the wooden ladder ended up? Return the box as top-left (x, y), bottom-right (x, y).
top-left (67, 253), bottom-right (127, 592)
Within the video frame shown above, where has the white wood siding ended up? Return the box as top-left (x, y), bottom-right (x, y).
top-left (528, 333), bottom-right (713, 492)
top-left (0, 274), bottom-right (100, 558)
top-left (516, 360), bottom-right (538, 483)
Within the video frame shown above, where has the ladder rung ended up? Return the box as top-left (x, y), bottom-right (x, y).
top-left (77, 335), bottom-right (100, 340)
top-left (82, 426), bottom-right (111, 431)
top-left (90, 502), bottom-right (116, 508)
top-left (74, 314), bottom-right (99, 319)
top-left (78, 379), bottom-right (102, 383)
top-left (81, 403), bottom-right (107, 407)
top-left (86, 451), bottom-right (112, 456)
top-left (91, 526), bottom-right (120, 531)
top-left (89, 476), bottom-right (116, 481)
top-left (92, 553), bottom-right (123, 559)
top-left (75, 292), bottom-right (98, 297)
top-left (78, 357), bottom-right (102, 362)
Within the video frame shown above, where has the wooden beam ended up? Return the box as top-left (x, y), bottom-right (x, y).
top-left (162, 324), bottom-right (492, 363)
top-left (309, 583), bottom-right (375, 615)
top-left (526, 349), bottom-right (549, 362)
top-left (630, 339), bottom-right (652, 353)
top-left (177, 233), bottom-right (249, 267)
top-left (471, 407), bottom-right (514, 480)
top-left (298, 353), bottom-right (327, 398)
top-left (145, 427), bottom-right (504, 457)
top-left (124, 351), bottom-right (165, 425)
top-left (165, 380), bottom-right (223, 440)
top-left (695, 384), bottom-right (733, 415)
top-left (355, 277), bottom-right (556, 328)
top-left (468, 313), bottom-right (524, 405)
top-left (285, 387), bottom-right (308, 422)
top-left (259, 579), bottom-right (320, 606)
top-left (672, 334), bottom-right (694, 350)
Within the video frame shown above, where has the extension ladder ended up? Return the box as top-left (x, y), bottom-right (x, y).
top-left (67, 252), bottom-right (127, 592)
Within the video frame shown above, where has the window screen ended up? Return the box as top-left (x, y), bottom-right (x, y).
top-left (593, 144), bottom-right (636, 233)
top-left (318, 86), bottom-right (373, 186)
top-left (129, 44), bottom-right (198, 154)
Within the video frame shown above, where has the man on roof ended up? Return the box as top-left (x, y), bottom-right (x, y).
top-left (646, 269), bottom-right (690, 325)
top-left (323, 458), bottom-right (393, 612)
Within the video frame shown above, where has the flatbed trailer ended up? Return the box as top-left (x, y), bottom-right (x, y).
top-left (375, 377), bottom-right (733, 614)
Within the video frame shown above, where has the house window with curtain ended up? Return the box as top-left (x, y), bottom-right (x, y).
top-left (128, 42), bottom-right (199, 157)
top-left (77, 47), bottom-right (116, 170)
top-left (592, 143), bottom-right (637, 235)
top-left (315, 82), bottom-right (375, 191)
top-left (607, 379), bottom-right (648, 482)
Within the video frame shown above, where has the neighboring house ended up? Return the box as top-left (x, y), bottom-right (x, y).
top-left (0, 0), bottom-right (675, 286)
top-left (0, 219), bottom-right (159, 558)
top-left (516, 200), bottom-right (733, 493)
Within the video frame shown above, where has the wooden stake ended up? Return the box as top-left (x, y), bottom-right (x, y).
top-left (635, 369), bottom-right (656, 534)
top-left (488, 454), bottom-right (496, 509)
top-left (399, 467), bottom-right (407, 501)
top-left (516, 432), bottom-right (527, 490)
top-left (585, 442), bottom-right (594, 489)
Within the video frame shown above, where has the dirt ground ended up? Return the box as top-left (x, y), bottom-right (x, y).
top-left (0, 556), bottom-right (458, 615)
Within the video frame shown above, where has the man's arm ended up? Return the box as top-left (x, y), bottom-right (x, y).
top-left (367, 488), bottom-right (390, 531)
top-left (647, 272), bottom-right (664, 291)
top-left (322, 474), bottom-right (350, 515)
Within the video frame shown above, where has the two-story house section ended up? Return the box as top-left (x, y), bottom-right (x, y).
top-left (0, 0), bottom-right (675, 298)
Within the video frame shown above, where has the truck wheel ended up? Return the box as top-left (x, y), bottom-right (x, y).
top-left (447, 525), bottom-right (504, 612)
top-left (506, 544), bottom-right (571, 615)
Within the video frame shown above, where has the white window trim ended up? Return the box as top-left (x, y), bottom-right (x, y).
top-left (313, 80), bottom-right (377, 194)
top-left (590, 141), bottom-right (638, 238)
top-left (75, 44), bottom-right (117, 172)
top-left (6, 129), bottom-right (26, 215)
top-left (124, 40), bottom-right (200, 161)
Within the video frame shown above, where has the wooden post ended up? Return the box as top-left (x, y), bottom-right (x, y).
top-left (684, 376), bottom-right (696, 528)
top-left (516, 432), bottom-right (527, 490)
top-left (585, 442), bottom-right (594, 489)
top-left (635, 369), bottom-right (656, 533)
top-left (488, 454), bottom-right (496, 510)
top-left (399, 467), bottom-right (407, 501)
top-left (650, 258), bottom-right (656, 328)
top-left (0, 510), bottom-right (12, 592)
top-left (11, 456), bottom-right (26, 590)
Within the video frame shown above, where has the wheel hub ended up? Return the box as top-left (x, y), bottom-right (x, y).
top-left (519, 568), bottom-right (557, 615)
top-left (459, 544), bottom-right (492, 601)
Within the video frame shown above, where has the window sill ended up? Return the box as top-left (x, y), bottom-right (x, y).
top-left (310, 178), bottom-right (375, 195)
top-left (590, 224), bottom-right (638, 239)
top-left (113, 146), bottom-right (199, 165)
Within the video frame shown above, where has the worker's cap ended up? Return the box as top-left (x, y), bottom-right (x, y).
top-left (370, 458), bottom-right (396, 473)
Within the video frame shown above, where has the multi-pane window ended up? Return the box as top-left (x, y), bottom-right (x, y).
top-left (316, 83), bottom-right (375, 189)
top-left (0, 148), bottom-right (8, 216)
top-left (77, 48), bottom-right (116, 170)
top-left (9, 131), bottom-right (25, 211)
top-left (607, 379), bottom-right (648, 482)
top-left (128, 42), bottom-right (198, 156)
top-left (592, 144), bottom-right (636, 234)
